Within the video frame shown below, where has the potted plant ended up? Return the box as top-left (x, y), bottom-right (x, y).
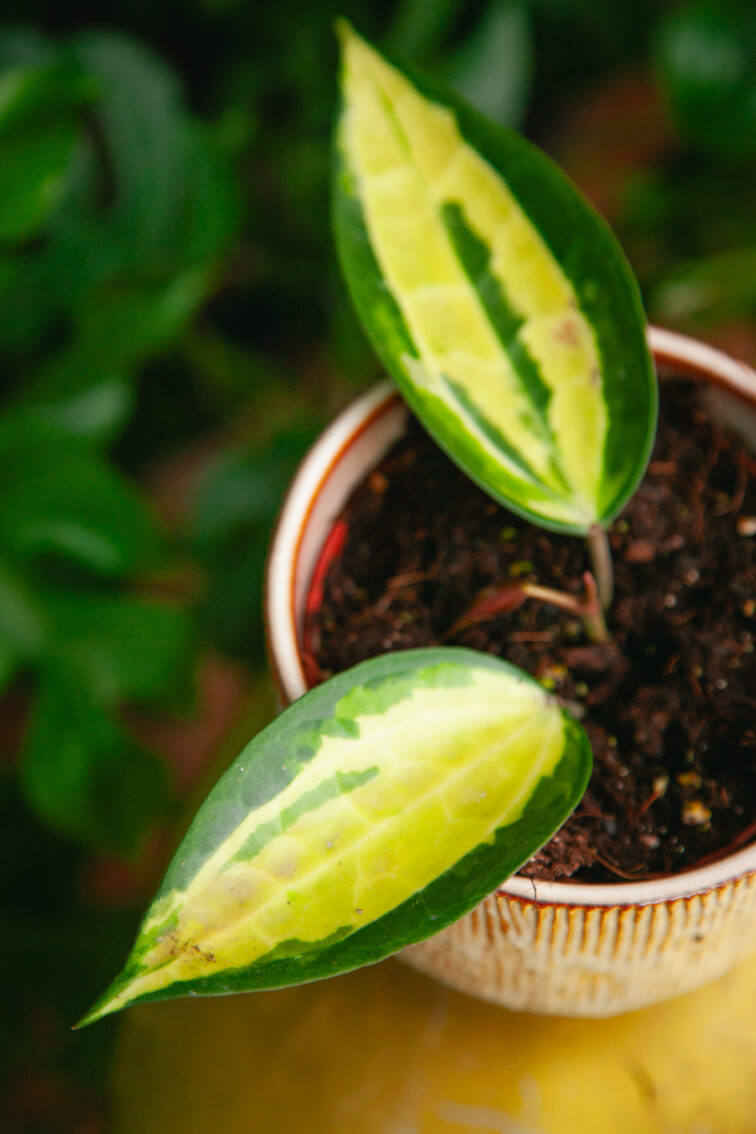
top-left (80, 25), bottom-right (756, 1026)
top-left (264, 326), bottom-right (756, 1017)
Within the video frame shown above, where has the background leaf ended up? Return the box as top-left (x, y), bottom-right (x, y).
top-left (37, 588), bottom-right (195, 707)
top-left (20, 663), bottom-right (170, 853)
top-left (384, 0), bottom-right (468, 58)
top-left (190, 422), bottom-right (321, 659)
top-left (655, 0), bottom-right (756, 160)
top-left (0, 63), bottom-right (95, 243)
top-left (0, 27), bottom-right (238, 426)
top-left (650, 246), bottom-right (756, 326)
top-left (0, 418), bottom-right (162, 575)
top-left (16, 272), bottom-right (209, 443)
top-left (0, 557), bottom-right (47, 661)
top-left (445, 0), bottom-right (533, 128)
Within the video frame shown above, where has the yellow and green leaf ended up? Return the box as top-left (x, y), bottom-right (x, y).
top-left (333, 23), bottom-right (657, 533)
top-left (80, 648), bottom-right (590, 1024)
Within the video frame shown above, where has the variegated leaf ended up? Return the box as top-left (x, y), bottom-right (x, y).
top-left (333, 23), bottom-right (657, 534)
top-left (80, 648), bottom-right (590, 1024)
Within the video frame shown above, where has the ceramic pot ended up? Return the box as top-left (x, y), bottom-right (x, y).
top-left (264, 327), bottom-right (756, 1017)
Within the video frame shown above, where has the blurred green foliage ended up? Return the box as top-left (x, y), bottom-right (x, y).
top-left (0, 1), bottom-right (754, 1127)
top-left (0, 29), bottom-right (237, 855)
top-left (190, 422), bottom-right (322, 658)
top-left (655, 0), bottom-right (756, 159)
top-left (0, 27), bottom-right (238, 441)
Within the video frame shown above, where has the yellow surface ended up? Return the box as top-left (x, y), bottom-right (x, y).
top-left (113, 950), bottom-right (756, 1133)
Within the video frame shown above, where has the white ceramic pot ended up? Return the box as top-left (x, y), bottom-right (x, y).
top-left (264, 327), bottom-right (756, 1017)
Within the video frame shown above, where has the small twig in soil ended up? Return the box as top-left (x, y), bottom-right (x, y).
top-left (668, 609), bottom-right (698, 627)
top-left (633, 775), bottom-right (669, 821)
top-left (587, 524), bottom-right (614, 610)
top-left (739, 453), bottom-right (756, 478)
top-left (697, 441), bottom-right (723, 489)
top-left (648, 460), bottom-right (678, 476)
top-left (692, 440), bottom-right (722, 541)
top-left (508, 630), bottom-right (555, 643)
top-left (369, 593), bottom-right (398, 617)
top-left (715, 455), bottom-right (748, 516)
top-left (592, 852), bottom-right (667, 882)
top-left (686, 668), bottom-right (705, 701)
top-left (386, 569), bottom-right (435, 590)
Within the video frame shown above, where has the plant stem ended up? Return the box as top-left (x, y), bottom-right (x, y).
top-left (521, 573), bottom-right (609, 644)
top-left (587, 524), bottom-right (614, 610)
top-left (577, 572), bottom-right (610, 644)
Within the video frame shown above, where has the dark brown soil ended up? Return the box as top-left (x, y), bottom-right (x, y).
top-left (305, 381), bottom-right (756, 883)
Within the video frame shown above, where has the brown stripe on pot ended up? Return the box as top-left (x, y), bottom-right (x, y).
top-left (264, 327), bottom-right (756, 1016)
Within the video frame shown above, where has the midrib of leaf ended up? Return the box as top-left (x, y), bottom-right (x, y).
top-left (227, 765), bottom-right (380, 867)
top-left (368, 83), bottom-right (560, 491)
top-left (164, 695), bottom-right (534, 905)
top-left (376, 86), bottom-right (556, 446)
top-left (348, 67), bottom-right (578, 506)
top-left (132, 695), bottom-right (527, 951)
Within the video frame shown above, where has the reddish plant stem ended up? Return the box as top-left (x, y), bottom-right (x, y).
top-left (520, 573), bottom-right (609, 644)
top-left (447, 572), bottom-right (609, 644)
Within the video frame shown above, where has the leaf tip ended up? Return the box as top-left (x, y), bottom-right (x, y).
top-left (333, 16), bottom-right (356, 49)
top-left (73, 1000), bottom-right (116, 1031)
top-left (74, 973), bottom-right (135, 1030)
top-left (333, 17), bottom-right (374, 71)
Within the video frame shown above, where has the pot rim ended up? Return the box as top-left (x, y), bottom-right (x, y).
top-left (265, 325), bottom-right (756, 908)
